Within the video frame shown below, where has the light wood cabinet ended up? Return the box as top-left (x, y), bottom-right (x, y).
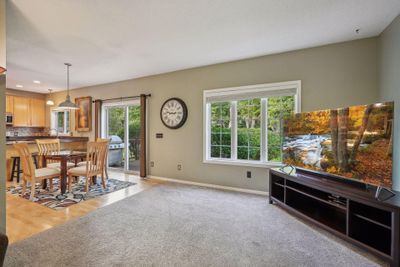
top-left (6, 95), bottom-right (13, 113)
top-left (13, 96), bottom-right (31, 127)
top-left (12, 96), bottom-right (46, 127)
top-left (30, 98), bottom-right (45, 127)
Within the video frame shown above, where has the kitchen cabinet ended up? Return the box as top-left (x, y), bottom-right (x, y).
top-left (6, 95), bottom-right (13, 113)
top-left (13, 96), bottom-right (46, 127)
top-left (30, 98), bottom-right (45, 127)
top-left (13, 96), bottom-right (30, 127)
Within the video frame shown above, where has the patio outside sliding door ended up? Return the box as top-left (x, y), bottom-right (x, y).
top-left (102, 101), bottom-right (141, 173)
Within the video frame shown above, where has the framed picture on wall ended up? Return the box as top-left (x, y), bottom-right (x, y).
top-left (75, 96), bottom-right (92, 132)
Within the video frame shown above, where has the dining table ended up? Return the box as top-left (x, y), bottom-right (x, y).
top-left (42, 150), bottom-right (87, 196)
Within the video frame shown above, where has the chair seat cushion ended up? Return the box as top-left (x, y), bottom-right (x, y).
top-left (47, 162), bottom-right (75, 169)
top-left (77, 161), bottom-right (87, 167)
top-left (68, 166), bottom-right (98, 176)
top-left (35, 168), bottom-right (60, 178)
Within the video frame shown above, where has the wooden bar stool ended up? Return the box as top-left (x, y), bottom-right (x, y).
top-left (10, 156), bottom-right (22, 183)
top-left (10, 155), bottom-right (39, 183)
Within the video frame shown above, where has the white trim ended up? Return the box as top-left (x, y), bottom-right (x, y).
top-left (148, 175), bottom-right (268, 196)
top-left (102, 99), bottom-right (140, 108)
top-left (203, 158), bottom-right (283, 168)
top-left (231, 101), bottom-right (237, 160)
top-left (50, 109), bottom-right (70, 134)
top-left (260, 98), bottom-right (267, 162)
top-left (204, 80), bottom-right (301, 95)
top-left (203, 80), bottom-right (301, 166)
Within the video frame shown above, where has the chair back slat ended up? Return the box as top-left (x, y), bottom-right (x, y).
top-left (36, 139), bottom-right (61, 166)
top-left (13, 143), bottom-right (36, 179)
top-left (85, 141), bottom-right (107, 175)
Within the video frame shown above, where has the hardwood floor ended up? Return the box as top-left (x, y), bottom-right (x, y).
top-left (6, 170), bottom-right (162, 244)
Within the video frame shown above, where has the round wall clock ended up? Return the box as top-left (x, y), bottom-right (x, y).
top-left (160, 97), bottom-right (188, 129)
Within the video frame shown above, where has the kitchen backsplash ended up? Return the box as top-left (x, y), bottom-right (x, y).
top-left (6, 127), bottom-right (47, 137)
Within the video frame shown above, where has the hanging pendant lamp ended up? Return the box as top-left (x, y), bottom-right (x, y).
top-left (46, 89), bottom-right (54, 106)
top-left (57, 63), bottom-right (79, 110)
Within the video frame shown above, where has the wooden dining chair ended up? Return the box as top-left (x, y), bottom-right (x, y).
top-left (36, 139), bottom-right (75, 169)
top-left (68, 141), bottom-right (108, 192)
top-left (14, 143), bottom-right (61, 200)
top-left (77, 138), bottom-right (110, 179)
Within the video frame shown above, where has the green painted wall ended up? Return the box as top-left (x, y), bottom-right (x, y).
top-left (379, 14), bottom-right (400, 191)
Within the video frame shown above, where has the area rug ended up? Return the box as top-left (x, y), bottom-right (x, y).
top-left (6, 178), bottom-right (136, 210)
top-left (5, 183), bottom-right (385, 267)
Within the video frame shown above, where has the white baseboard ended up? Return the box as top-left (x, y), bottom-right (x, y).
top-left (147, 175), bottom-right (268, 196)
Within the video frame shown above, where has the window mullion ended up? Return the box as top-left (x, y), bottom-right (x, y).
top-left (206, 103), bottom-right (211, 160)
top-left (260, 98), bottom-right (267, 162)
top-left (231, 101), bottom-right (237, 160)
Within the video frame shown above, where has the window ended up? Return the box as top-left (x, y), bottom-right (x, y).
top-left (51, 110), bottom-right (70, 134)
top-left (204, 81), bottom-right (301, 167)
top-left (210, 102), bottom-right (231, 158)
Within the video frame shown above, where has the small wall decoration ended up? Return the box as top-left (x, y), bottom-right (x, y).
top-left (75, 96), bottom-right (92, 132)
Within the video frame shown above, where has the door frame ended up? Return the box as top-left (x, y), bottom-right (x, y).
top-left (101, 99), bottom-right (140, 174)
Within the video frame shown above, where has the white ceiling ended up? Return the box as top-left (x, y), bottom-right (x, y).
top-left (6, 0), bottom-right (400, 93)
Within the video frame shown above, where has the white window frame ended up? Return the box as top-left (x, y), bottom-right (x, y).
top-left (51, 110), bottom-right (71, 134)
top-left (203, 80), bottom-right (301, 168)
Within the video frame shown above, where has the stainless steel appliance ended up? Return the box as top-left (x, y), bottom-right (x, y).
top-left (108, 135), bottom-right (125, 167)
top-left (5, 113), bottom-right (13, 126)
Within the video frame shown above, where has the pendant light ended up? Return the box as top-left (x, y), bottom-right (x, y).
top-left (0, 66), bottom-right (6, 74)
top-left (57, 63), bottom-right (79, 110)
top-left (46, 89), bottom-right (55, 106)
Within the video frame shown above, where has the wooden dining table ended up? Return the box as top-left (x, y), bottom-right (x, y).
top-left (42, 151), bottom-right (87, 195)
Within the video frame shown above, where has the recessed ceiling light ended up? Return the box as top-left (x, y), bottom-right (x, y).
top-left (355, 28), bottom-right (360, 34)
top-left (16, 84), bottom-right (23, 88)
top-left (33, 80), bottom-right (41, 84)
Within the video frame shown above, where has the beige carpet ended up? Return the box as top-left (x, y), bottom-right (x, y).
top-left (5, 183), bottom-right (386, 267)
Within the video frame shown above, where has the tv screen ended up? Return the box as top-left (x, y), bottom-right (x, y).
top-left (283, 102), bottom-right (394, 188)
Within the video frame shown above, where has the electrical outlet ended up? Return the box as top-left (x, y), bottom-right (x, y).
top-left (247, 171), bottom-right (251, 178)
top-left (177, 164), bottom-right (182, 171)
top-left (150, 161), bottom-right (154, 167)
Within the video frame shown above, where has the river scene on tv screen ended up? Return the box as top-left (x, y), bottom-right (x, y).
top-left (283, 102), bottom-right (394, 188)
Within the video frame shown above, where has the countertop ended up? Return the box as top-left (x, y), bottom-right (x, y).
top-left (6, 136), bottom-right (89, 145)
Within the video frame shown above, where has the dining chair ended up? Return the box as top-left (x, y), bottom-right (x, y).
top-left (36, 139), bottom-right (75, 169)
top-left (68, 141), bottom-right (108, 192)
top-left (13, 143), bottom-right (61, 200)
top-left (77, 138), bottom-right (110, 179)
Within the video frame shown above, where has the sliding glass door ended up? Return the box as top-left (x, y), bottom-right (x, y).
top-left (102, 101), bottom-right (141, 173)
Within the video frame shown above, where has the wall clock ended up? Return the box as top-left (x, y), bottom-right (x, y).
top-left (160, 97), bottom-right (188, 129)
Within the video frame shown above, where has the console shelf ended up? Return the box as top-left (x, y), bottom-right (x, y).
top-left (269, 169), bottom-right (400, 267)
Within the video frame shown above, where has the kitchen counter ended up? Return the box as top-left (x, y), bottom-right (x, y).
top-left (6, 136), bottom-right (89, 181)
top-left (6, 136), bottom-right (89, 145)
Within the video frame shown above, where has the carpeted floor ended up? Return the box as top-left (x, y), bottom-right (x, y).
top-left (5, 183), bottom-right (386, 267)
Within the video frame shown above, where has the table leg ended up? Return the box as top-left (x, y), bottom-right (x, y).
top-left (41, 156), bottom-right (47, 189)
top-left (60, 159), bottom-right (68, 194)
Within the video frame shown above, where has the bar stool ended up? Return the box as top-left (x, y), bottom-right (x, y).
top-left (10, 156), bottom-right (21, 183)
top-left (10, 155), bottom-right (39, 183)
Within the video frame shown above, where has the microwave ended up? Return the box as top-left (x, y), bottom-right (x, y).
top-left (6, 113), bottom-right (13, 125)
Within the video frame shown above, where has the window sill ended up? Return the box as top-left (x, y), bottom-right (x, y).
top-left (203, 158), bottom-right (284, 168)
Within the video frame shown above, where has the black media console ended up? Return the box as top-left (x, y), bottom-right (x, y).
top-left (269, 168), bottom-right (400, 267)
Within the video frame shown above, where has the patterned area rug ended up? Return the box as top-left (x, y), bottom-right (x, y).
top-left (7, 178), bottom-right (136, 210)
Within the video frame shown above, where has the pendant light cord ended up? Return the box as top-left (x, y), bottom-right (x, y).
top-left (65, 63), bottom-right (72, 96)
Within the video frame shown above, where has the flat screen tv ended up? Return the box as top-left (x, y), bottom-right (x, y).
top-left (282, 102), bottom-right (394, 188)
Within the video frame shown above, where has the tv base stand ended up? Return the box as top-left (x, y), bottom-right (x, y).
top-left (269, 169), bottom-right (400, 267)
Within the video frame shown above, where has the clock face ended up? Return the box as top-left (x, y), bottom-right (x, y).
top-left (160, 98), bottom-right (188, 129)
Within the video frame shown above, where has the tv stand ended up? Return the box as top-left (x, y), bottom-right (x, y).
top-left (269, 169), bottom-right (400, 267)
